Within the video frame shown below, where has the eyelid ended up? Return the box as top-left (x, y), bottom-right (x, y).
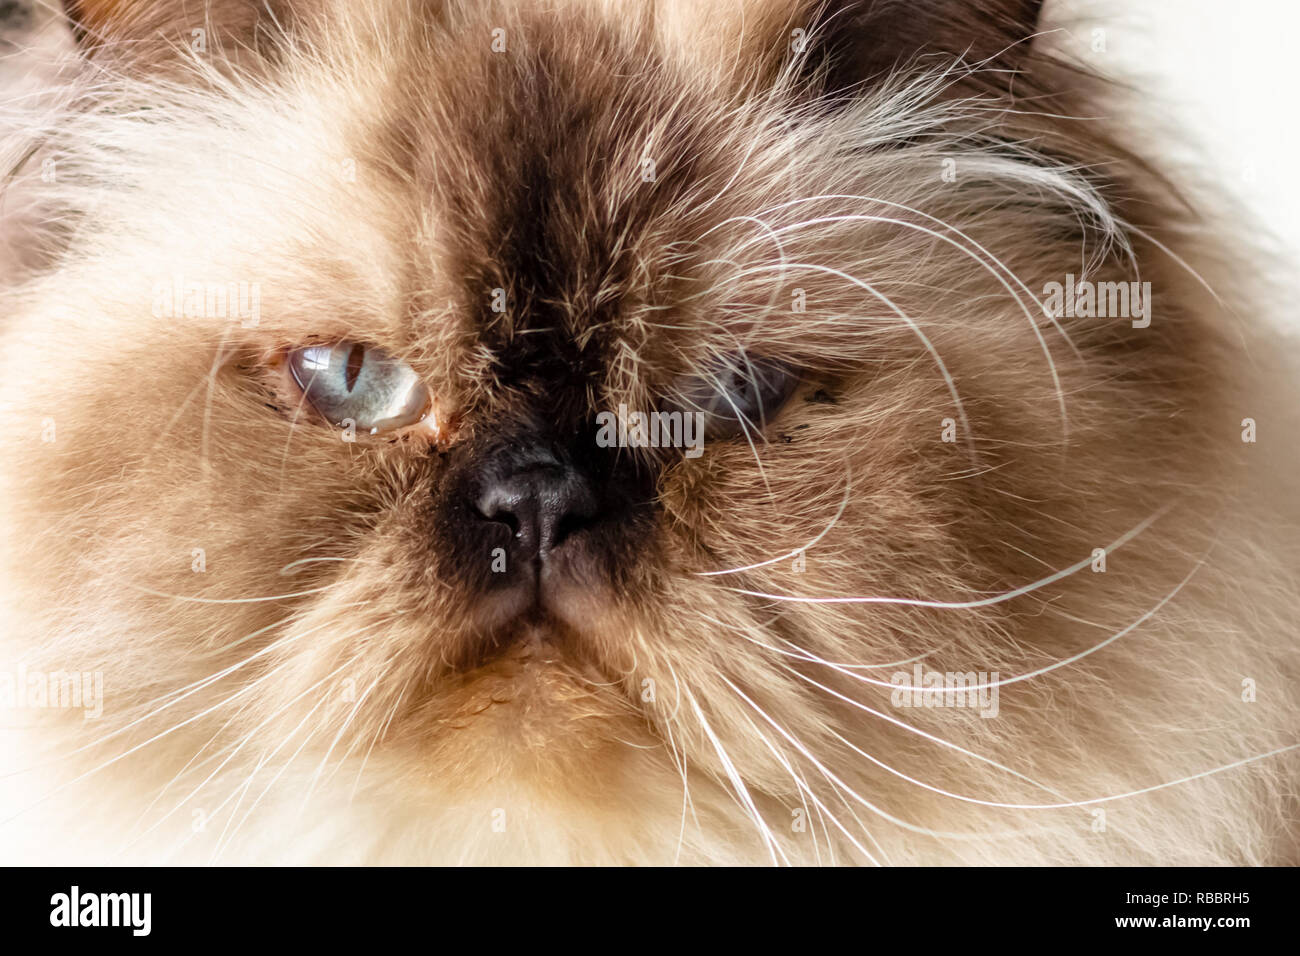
top-left (666, 354), bottom-right (798, 437)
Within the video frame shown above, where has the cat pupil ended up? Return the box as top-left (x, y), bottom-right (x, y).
top-left (345, 343), bottom-right (365, 392)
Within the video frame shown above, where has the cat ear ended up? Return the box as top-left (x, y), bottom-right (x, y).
top-left (788, 0), bottom-right (1046, 98)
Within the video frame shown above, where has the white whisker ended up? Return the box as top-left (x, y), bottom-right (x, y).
top-left (726, 502), bottom-right (1170, 609)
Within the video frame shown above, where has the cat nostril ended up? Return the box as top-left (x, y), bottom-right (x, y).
top-left (550, 509), bottom-right (591, 550)
top-left (474, 485), bottom-right (528, 543)
top-left (475, 486), bottom-right (515, 526)
top-left (473, 462), bottom-right (597, 558)
top-left (478, 503), bottom-right (520, 537)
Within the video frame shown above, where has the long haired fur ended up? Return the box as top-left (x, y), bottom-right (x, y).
top-left (0, 0), bottom-right (1296, 864)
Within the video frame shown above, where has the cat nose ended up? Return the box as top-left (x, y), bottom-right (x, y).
top-left (474, 457), bottom-right (598, 560)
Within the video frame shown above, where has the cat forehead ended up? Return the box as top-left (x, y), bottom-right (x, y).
top-left (363, 9), bottom-right (744, 392)
top-left (175, 2), bottom-right (775, 411)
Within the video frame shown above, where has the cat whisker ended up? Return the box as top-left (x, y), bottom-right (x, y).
top-left (706, 214), bottom-right (793, 319)
top-left (349, 674), bottom-right (413, 803)
top-left (822, 722), bottom-right (1300, 816)
top-left (278, 555), bottom-right (356, 575)
top-left (733, 260), bottom-right (979, 467)
top-left (695, 464), bottom-right (851, 576)
top-left (814, 723), bottom-right (1070, 833)
top-left (728, 701), bottom-right (880, 865)
top-left (776, 662), bottom-right (1069, 801)
top-left (0, 615), bottom-right (340, 780)
top-left (163, 700), bottom-right (327, 864)
top-left (127, 709), bottom-right (248, 834)
top-left (276, 363), bottom-right (325, 496)
top-left (721, 674), bottom-right (1031, 841)
top-left (723, 502), bottom-right (1171, 609)
top-left (198, 323), bottom-right (236, 474)
top-left (120, 580), bottom-right (337, 604)
top-left (980, 744), bottom-right (1300, 811)
top-left (660, 661), bottom-right (702, 864)
top-left (683, 687), bottom-right (789, 866)
top-left (759, 211), bottom-right (1071, 442)
top-left (693, 361), bottom-right (776, 500)
top-left (661, 718), bottom-right (693, 866)
top-left (124, 653), bottom-right (361, 854)
top-left (208, 696), bottom-right (338, 863)
top-left (196, 714), bottom-right (321, 864)
top-left (745, 554), bottom-right (1205, 696)
top-left (719, 614), bottom-right (940, 672)
top-left (730, 190), bottom-right (1075, 337)
top-left (0, 652), bottom-right (302, 830)
top-left (297, 675), bottom-right (381, 814)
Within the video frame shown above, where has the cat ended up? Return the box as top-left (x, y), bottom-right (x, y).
top-left (0, 0), bottom-right (1296, 865)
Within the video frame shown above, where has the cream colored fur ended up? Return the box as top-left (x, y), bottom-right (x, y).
top-left (0, 0), bottom-right (1296, 865)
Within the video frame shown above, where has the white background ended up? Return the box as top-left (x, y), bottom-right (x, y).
top-left (1055, 0), bottom-right (1300, 263)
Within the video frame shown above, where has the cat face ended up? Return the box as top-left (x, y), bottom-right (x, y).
top-left (1, 0), bottom-right (1223, 860)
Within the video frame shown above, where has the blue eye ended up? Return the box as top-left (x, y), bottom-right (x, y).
top-left (287, 342), bottom-right (430, 434)
top-left (669, 353), bottom-right (798, 438)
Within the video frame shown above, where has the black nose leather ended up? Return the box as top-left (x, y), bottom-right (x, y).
top-left (474, 456), bottom-right (597, 559)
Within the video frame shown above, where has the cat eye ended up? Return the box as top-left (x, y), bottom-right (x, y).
top-left (668, 354), bottom-right (798, 439)
top-left (287, 342), bottom-right (430, 435)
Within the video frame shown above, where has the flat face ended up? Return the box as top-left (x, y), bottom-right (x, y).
top-left (2, 0), bottom-right (1279, 866)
